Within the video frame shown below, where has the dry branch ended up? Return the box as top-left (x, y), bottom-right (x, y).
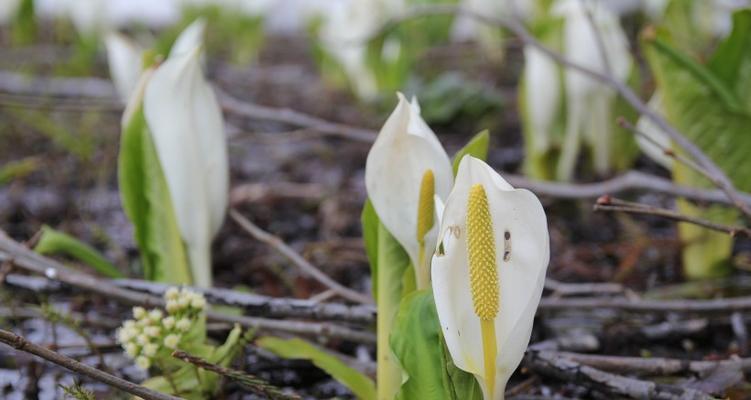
top-left (527, 350), bottom-right (714, 400)
top-left (229, 209), bottom-right (373, 305)
top-left (0, 329), bottom-right (180, 400)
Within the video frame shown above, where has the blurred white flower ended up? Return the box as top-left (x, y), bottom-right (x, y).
top-left (164, 333), bottom-right (181, 349)
top-left (0, 0), bottom-right (20, 24)
top-left (170, 18), bottom-right (207, 58)
top-left (105, 32), bottom-right (144, 103)
top-left (452, 0), bottom-right (536, 46)
top-left (143, 35), bottom-right (229, 288)
top-left (136, 355), bottom-right (151, 370)
top-left (635, 92), bottom-right (673, 169)
top-left (133, 306), bottom-right (146, 319)
top-left (163, 316), bottom-right (176, 329)
top-left (522, 45), bottom-right (561, 156)
top-left (176, 318), bottom-right (192, 331)
top-left (552, 0), bottom-right (631, 180)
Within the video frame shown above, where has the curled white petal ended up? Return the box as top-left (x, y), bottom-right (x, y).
top-left (106, 32), bottom-right (144, 103)
top-left (365, 93), bottom-right (453, 272)
top-left (143, 47), bottom-right (228, 287)
top-left (170, 18), bottom-right (207, 58)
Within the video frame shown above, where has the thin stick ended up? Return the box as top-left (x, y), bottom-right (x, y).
top-left (0, 234), bottom-right (375, 343)
top-left (594, 196), bottom-right (751, 237)
top-left (0, 329), bottom-right (181, 400)
top-left (374, 4), bottom-right (751, 219)
top-left (229, 209), bottom-right (373, 305)
top-left (539, 295), bottom-right (751, 314)
top-left (172, 350), bottom-right (300, 400)
top-left (527, 350), bottom-right (714, 400)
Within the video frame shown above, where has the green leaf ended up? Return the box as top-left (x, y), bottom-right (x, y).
top-left (390, 290), bottom-right (481, 400)
top-left (257, 336), bottom-right (376, 400)
top-left (452, 130), bottom-right (490, 176)
top-left (361, 199), bottom-right (379, 299)
top-left (707, 10), bottom-right (751, 114)
top-left (118, 107), bottom-right (192, 284)
top-left (34, 225), bottom-right (123, 279)
top-left (0, 157), bottom-right (40, 185)
top-left (11, 0), bottom-right (36, 45)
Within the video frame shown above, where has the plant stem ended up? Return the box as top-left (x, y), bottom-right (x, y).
top-left (376, 223), bottom-right (402, 400)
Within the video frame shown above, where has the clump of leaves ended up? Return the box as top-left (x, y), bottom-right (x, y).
top-left (60, 382), bottom-right (95, 400)
top-left (117, 288), bottom-right (248, 399)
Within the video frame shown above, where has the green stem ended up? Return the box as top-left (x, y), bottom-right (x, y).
top-left (377, 223), bottom-right (402, 400)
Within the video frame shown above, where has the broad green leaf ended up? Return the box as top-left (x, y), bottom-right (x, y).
top-left (707, 10), bottom-right (751, 114)
top-left (645, 20), bottom-right (751, 278)
top-left (118, 107), bottom-right (192, 284)
top-left (0, 157), bottom-right (40, 184)
top-left (390, 290), bottom-right (481, 400)
top-left (361, 199), bottom-right (379, 299)
top-left (257, 336), bottom-right (376, 400)
top-left (452, 130), bottom-right (489, 176)
top-left (34, 225), bottom-right (123, 279)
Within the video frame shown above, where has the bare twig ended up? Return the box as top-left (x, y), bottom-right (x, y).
top-left (504, 171), bottom-right (751, 207)
top-left (217, 90), bottom-right (376, 142)
top-left (172, 350), bottom-right (300, 400)
top-left (0, 329), bottom-right (180, 400)
top-left (229, 209), bottom-right (373, 305)
top-left (377, 4), bottom-right (751, 219)
top-left (115, 278), bottom-right (376, 323)
top-left (594, 196), bottom-right (751, 237)
top-left (549, 350), bottom-right (751, 377)
top-left (527, 350), bottom-right (714, 399)
top-left (544, 278), bottom-right (624, 297)
top-left (539, 295), bottom-right (751, 314)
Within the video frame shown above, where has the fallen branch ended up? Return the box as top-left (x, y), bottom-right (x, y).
top-left (229, 208), bottom-right (373, 305)
top-left (526, 350), bottom-right (714, 400)
top-left (0, 329), bottom-right (180, 400)
top-left (0, 233), bottom-right (375, 343)
top-left (594, 196), bottom-right (751, 237)
top-left (550, 351), bottom-right (751, 377)
top-left (115, 278), bottom-right (376, 324)
top-left (539, 295), bottom-right (751, 314)
top-left (504, 171), bottom-right (751, 207)
top-left (172, 350), bottom-right (300, 400)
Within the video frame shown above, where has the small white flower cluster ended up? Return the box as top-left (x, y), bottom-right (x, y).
top-left (117, 287), bottom-right (207, 370)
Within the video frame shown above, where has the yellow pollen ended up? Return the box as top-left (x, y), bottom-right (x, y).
top-left (466, 184), bottom-right (499, 321)
top-left (416, 169), bottom-right (435, 244)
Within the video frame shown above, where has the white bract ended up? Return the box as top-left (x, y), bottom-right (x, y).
top-left (522, 45), bottom-right (561, 156)
top-left (432, 156), bottom-right (549, 400)
top-left (170, 18), bottom-right (207, 57)
top-left (552, 0), bottom-right (631, 180)
top-left (365, 93), bottom-right (453, 289)
top-left (142, 40), bottom-right (228, 287)
top-left (0, 0), bottom-right (20, 24)
top-left (106, 32), bottom-right (144, 103)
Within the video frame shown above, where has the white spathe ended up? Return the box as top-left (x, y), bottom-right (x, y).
top-left (143, 47), bottom-right (228, 288)
top-left (0, 0), bottom-right (21, 24)
top-left (432, 156), bottom-right (549, 400)
top-left (552, 0), bottom-right (631, 180)
top-left (106, 32), bottom-right (144, 103)
top-left (522, 45), bottom-right (561, 154)
top-left (365, 93), bottom-right (453, 278)
top-left (170, 17), bottom-right (207, 58)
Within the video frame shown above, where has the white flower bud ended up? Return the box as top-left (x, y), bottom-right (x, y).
top-left (162, 316), bottom-right (175, 329)
top-left (190, 295), bottom-right (206, 310)
top-left (148, 309), bottom-right (163, 321)
top-left (136, 356), bottom-right (151, 370)
top-left (165, 287), bottom-right (180, 300)
top-left (142, 343), bottom-right (159, 357)
top-left (164, 334), bottom-right (181, 349)
top-left (133, 307), bottom-right (146, 319)
top-left (124, 342), bottom-right (139, 357)
top-left (166, 299), bottom-right (180, 313)
top-left (136, 334), bottom-right (150, 346)
top-left (144, 326), bottom-right (161, 338)
top-left (176, 318), bottom-right (191, 332)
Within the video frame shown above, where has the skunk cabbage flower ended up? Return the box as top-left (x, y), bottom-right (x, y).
top-left (365, 93), bottom-right (453, 289)
top-left (170, 18), bottom-right (207, 58)
top-left (143, 46), bottom-right (229, 288)
top-left (432, 156), bottom-right (549, 400)
top-left (106, 32), bottom-right (144, 103)
top-left (452, 0), bottom-right (535, 47)
top-left (552, 0), bottom-right (631, 180)
top-left (0, 0), bottom-right (20, 24)
top-left (65, 0), bottom-right (109, 37)
top-left (522, 45), bottom-right (561, 156)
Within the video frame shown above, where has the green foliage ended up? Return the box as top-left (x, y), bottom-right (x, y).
top-left (258, 336), bottom-right (376, 400)
top-left (10, 110), bottom-right (95, 160)
top-left (361, 199), bottom-right (380, 298)
top-left (155, 5), bottom-right (264, 65)
top-left (390, 290), bottom-right (481, 400)
top-left (417, 73), bottom-right (505, 130)
top-left (59, 383), bottom-right (95, 400)
top-left (34, 225), bottom-right (123, 279)
top-left (0, 157), bottom-right (40, 184)
top-left (11, 0), bottom-right (36, 45)
top-left (644, 10), bottom-right (751, 278)
top-left (118, 107), bottom-right (192, 284)
top-left (452, 130), bottom-right (490, 176)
